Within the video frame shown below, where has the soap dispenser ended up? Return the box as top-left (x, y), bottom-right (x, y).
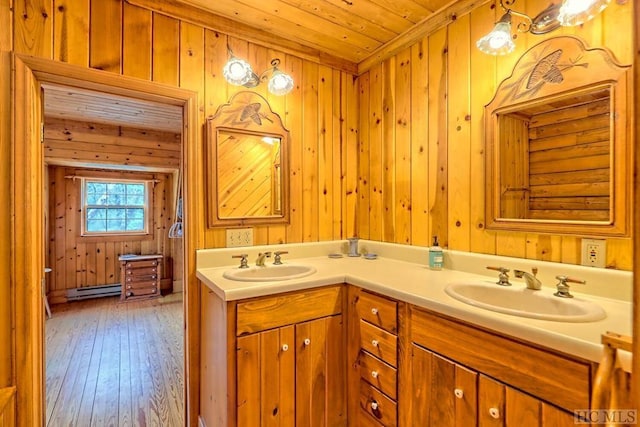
top-left (428, 236), bottom-right (444, 270)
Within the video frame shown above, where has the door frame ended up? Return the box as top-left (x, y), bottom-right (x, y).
top-left (11, 53), bottom-right (200, 426)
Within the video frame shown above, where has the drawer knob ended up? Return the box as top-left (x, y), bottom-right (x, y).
top-left (489, 407), bottom-right (500, 419)
top-left (370, 400), bottom-right (379, 411)
top-left (371, 339), bottom-right (379, 347)
top-left (371, 370), bottom-right (379, 379)
top-left (281, 344), bottom-right (289, 352)
top-left (454, 388), bottom-right (464, 399)
top-left (303, 338), bottom-right (311, 346)
top-left (371, 307), bottom-right (378, 315)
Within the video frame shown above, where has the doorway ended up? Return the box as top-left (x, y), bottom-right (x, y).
top-left (40, 82), bottom-right (186, 425)
top-left (11, 54), bottom-right (199, 426)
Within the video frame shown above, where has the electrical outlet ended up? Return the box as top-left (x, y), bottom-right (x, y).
top-left (226, 228), bottom-right (253, 248)
top-left (581, 238), bottom-right (606, 268)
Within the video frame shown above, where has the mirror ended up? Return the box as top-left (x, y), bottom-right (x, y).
top-left (485, 36), bottom-right (631, 237)
top-left (206, 91), bottom-right (290, 227)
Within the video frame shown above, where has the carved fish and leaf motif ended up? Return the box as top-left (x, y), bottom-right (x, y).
top-left (500, 46), bottom-right (589, 103)
top-left (220, 102), bottom-right (274, 127)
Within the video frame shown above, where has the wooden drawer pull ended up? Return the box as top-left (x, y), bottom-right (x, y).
top-left (489, 407), bottom-right (500, 419)
top-left (303, 338), bottom-right (311, 346)
top-left (454, 388), bottom-right (464, 399)
top-left (281, 344), bottom-right (289, 352)
top-left (371, 307), bottom-right (379, 315)
top-left (370, 400), bottom-right (379, 411)
top-left (371, 370), bottom-right (379, 379)
top-left (371, 339), bottom-right (379, 347)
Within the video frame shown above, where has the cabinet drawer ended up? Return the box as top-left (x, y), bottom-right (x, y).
top-left (126, 266), bottom-right (158, 276)
top-left (124, 280), bottom-right (158, 289)
top-left (359, 380), bottom-right (397, 426)
top-left (123, 286), bottom-right (158, 299)
top-left (358, 410), bottom-right (384, 427)
top-left (360, 320), bottom-right (397, 367)
top-left (411, 307), bottom-right (591, 412)
top-left (126, 275), bottom-right (157, 283)
top-left (237, 285), bottom-right (343, 335)
top-left (359, 350), bottom-right (397, 400)
top-left (125, 259), bottom-right (158, 268)
top-left (355, 290), bottom-right (397, 334)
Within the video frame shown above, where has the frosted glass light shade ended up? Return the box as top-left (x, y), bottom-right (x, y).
top-left (223, 57), bottom-right (253, 86)
top-left (476, 18), bottom-right (515, 55)
top-left (557, 0), bottom-right (610, 26)
top-left (268, 70), bottom-right (294, 96)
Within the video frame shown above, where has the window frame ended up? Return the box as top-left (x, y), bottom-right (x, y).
top-left (80, 177), bottom-right (153, 238)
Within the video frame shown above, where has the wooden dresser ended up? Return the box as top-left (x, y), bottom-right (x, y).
top-left (119, 254), bottom-right (162, 302)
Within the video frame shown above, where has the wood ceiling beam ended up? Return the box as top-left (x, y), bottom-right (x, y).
top-left (125, 0), bottom-right (359, 75)
top-left (357, 0), bottom-right (492, 74)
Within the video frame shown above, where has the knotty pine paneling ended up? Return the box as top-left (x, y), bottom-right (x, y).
top-left (357, 0), bottom-right (633, 270)
top-left (45, 166), bottom-right (175, 303)
top-left (11, 0), bottom-right (359, 251)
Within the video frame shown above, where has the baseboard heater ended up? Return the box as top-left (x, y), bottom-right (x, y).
top-left (66, 284), bottom-right (121, 301)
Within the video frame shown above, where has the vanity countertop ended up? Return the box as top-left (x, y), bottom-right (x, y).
top-left (196, 241), bottom-right (632, 371)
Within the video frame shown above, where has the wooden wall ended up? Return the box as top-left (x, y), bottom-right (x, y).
top-left (356, 0), bottom-right (634, 270)
top-left (45, 166), bottom-right (175, 303)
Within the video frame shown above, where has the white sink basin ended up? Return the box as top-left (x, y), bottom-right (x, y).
top-left (223, 264), bottom-right (317, 282)
top-left (445, 282), bottom-right (606, 322)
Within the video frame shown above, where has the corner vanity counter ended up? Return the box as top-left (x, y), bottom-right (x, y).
top-left (196, 241), bottom-right (632, 427)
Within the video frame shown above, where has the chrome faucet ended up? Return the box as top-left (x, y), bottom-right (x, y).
top-left (513, 267), bottom-right (542, 290)
top-left (256, 252), bottom-right (272, 267)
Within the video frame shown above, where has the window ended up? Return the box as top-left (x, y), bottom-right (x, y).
top-left (82, 179), bottom-right (149, 235)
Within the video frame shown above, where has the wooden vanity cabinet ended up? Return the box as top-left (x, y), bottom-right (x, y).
top-left (407, 307), bottom-right (590, 427)
top-left (199, 284), bottom-right (346, 427)
top-left (347, 286), bottom-right (403, 426)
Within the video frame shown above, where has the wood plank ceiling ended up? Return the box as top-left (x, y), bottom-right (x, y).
top-left (176, 0), bottom-right (453, 64)
top-left (42, 83), bottom-right (183, 133)
top-left (127, 0), bottom-right (486, 73)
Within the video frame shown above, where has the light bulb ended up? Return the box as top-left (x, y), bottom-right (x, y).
top-left (558, 0), bottom-right (610, 26)
top-left (223, 57), bottom-right (253, 86)
top-left (268, 70), bottom-right (294, 96)
top-left (476, 18), bottom-right (515, 56)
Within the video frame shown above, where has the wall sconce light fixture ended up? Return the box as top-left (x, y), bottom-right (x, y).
top-left (476, 0), bottom-right (611, 55)
top-left (223, 46), bottom-right (294, 96)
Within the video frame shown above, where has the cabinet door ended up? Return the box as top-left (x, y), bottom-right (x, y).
top-left (410, 344), bottom-right (477, 426)
top-left (479, 375), bottom-right (576, 427)
top-left (295, 315), bottom-right (346, 427)
top-left (237, 326), bottom-right (295, 427)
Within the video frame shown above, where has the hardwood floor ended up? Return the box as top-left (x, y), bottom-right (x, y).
top-left (45, 294), bottom-right (184, 427)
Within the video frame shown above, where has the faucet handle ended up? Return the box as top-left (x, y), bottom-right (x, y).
top-left (554, 275), bottom-right (586, 298)
top-left (231, 254), bottom-right (249, 269)
top-left (273, 251), bottom-right (289, 265)
top-left (486, 266), bottom-right (511, 286)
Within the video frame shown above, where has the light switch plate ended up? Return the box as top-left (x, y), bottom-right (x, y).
top-left (581, 238), bottom-right (606, 268)
top-left (226, 228), bottom-right (253, 248)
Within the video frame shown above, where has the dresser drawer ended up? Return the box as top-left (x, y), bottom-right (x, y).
top-left (359, 350), bottom-right (397, 400)
top-left (126, 266), bottom-right (158, 276)
top-left (355, 290), bottom-right (397, 334)
top-left (359, 380), bottom-right (397, 426)
top-left (360, 320), bottom-right (397, 367)
top-left (124, 259), bottom-right (158, 269)
top-left (126, 274), bottom-right (157, 283)
top-left (123, 286), bottom-right (158, 299)
top-left (124, 279), bottom-right (158, 290)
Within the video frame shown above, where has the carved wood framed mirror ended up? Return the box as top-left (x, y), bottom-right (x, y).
top-left (206, 91), bottom-right (290, 227)
top-left (485, 36), bottom-right (632, 237)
